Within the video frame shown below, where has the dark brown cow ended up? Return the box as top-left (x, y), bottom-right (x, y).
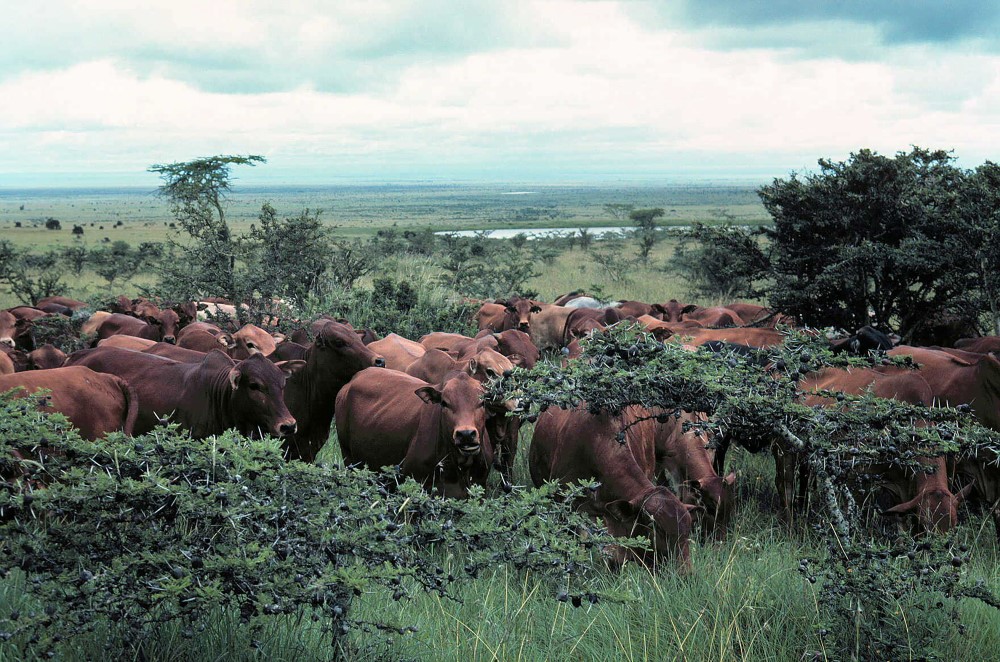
top-left (336, 369), bottom-right (490, 498)
top-left (531, 404), bottom-right (694, 571)
top-left (367, 333), bottom-right (426, 372)
top-left (27, 344), bottom-right (67, 370)
top-left (654, 411), bottom-right (736, 537)
top-left (787, 366), bottom-right (967, 534)
top-left (66, 347), bottom-right (301, 439)
top-left (36, 296), bottom-right (89, 311)
top-left (281, 320), bottom-right (386, 462)
top-left (94, 311), bottom-right (180, 345)
top-left (0, 366), bottom-right (138, 439)
top-left (955, 336), bottom-right (1000, 353)
top-left (0, 310), bottom-right (33, 350)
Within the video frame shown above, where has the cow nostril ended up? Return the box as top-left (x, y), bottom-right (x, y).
top-left (374, 357), bottom-right (386, 368)
top-left (278, 422), bottom-right (297, 436)
top-left (164, 336), bottom-right (176, 344)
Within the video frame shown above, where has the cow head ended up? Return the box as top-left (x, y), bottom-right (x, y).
top-left (27, 344), bottom-right (68, 370)
top-left (415, 372), bottom-right (487, 457)
top-left (227, 324), bottom-right (279, 360)
top-left (225, 352), bottom-right (304, 438)
top-left (687, 472), bottom-right (737, 538)
top-left (602, 486), bottom-right (695, 573)
top-left (493, 330), bottom-right (540, 369)
top-left (883, 482), bottom-right (972, 535)
top-left (144, 309), bottom-right (180, 344)
top-left (313, 320), bottom-right (386, 386)
top-left (501, 297), bottom-right (541, 333)
top-left (659, 300), bottom-right (700, 323)
top-left (0, 311), bottom-right (18, 348)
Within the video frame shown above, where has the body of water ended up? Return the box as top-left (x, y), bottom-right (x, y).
top-left (436, 226), bottom-right (637, 239)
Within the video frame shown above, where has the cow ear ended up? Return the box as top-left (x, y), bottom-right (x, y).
top-left (276, 360), bottom-right (307, 378)
top-left (882, 495), bottom-right (920, 516)
top-left (681, 304), bottom-right (699, 314)
top-left (466, 358), bottom-right (478, 376)
top-left (228, 367), bottom-right (241, 391)
top-left (272, 333), bottom-right (286, 345)
top-left (603, 499), bottom-right (637, 522)
top-left (530, 305), bottom-right (542, 313)
top-left (217, 333), bottom-right (235, 349)
top-left (724, 471), bottom-right (737, 487)
top-left (414, 386), bottom-right (442, 404)
top-left (650, 304), bottom-right (666, 314)
top-left (956, 480), bottom-right (975, 503)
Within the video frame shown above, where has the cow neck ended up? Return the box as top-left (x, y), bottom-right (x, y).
top-left (595, 409), bottom-right (657, 505)
top-left (193, 352), bottom-right (239, 437)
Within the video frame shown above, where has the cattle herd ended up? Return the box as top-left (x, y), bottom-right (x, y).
top-left (2, 291), bottom-right (1000, 573)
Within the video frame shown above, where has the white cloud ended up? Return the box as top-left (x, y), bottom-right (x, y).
top-left (1, 1), bottom-right (999, 182)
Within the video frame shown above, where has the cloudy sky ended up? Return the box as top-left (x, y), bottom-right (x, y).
top-left (2, 1), bottom-right (998, 186)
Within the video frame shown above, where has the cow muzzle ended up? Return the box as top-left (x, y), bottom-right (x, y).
top-left (163, 335), bottom-right (176, 345)
top-left (454, 429), bottom-right (480, 455)
top-left (276, 420), bottom-right (298, 437)
top-left (0, 337), bottom-right (14, 348)
top-left (517, 322), bottom-right (529, 332)
top-left (373, 357), bottom-right (386, 368)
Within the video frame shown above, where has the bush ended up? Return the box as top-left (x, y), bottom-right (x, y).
top-left (670, 223), bottom-right (770, 300)
top-left (0, 394), bottom-right (621, 659)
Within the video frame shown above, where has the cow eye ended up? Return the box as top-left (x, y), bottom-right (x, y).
top-left (247, 342), bottom-right (257, 350)
top-left (248, 382), bottom-right (263, 391)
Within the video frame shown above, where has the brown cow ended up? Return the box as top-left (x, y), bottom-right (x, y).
top-left (94, 311), bottom-right (180, 345)
top-left (616, 300), bottom-right (661, 318)
top-left (0, 366), bottom-right (138, 439)
top-left (527, 304), bottom-right (575, 351)
top-left (955, 336), bottom-right (1000, 354)
top-left (66, 347), bottom-right (301, 439)
top-left (682, 306), bottom-right (742, 328)
top-left (0, 310), bottom-right (33, 350)
top-left (654, 411), bottom-right (736, 537)
top-left (36, 296), bottom-right (89, 311)
top-left (677, 327), bottom-right (787, 348)
top-left (888, 345), bottom-right (1000, 537)
top-left (496, 296), bottom-right (542, 334)
top-left (336, 369), bottom-right (490, 498)
top-left (27, 344), bottom-right (67, 370)
top-left (281, 320), bottom-right (386, 462)
top-left (177, 322), bottom-right (279, 359)
top-left (786, 366), bottom-right (967, 534)
top-left (422, 329), bottom-right (540, 370)
top-left (531, 404), bottom-right (694, 571)
top-left (367, 333), bottom-right (426, 372)
top-left (658, 300), bottom-right (700, 323)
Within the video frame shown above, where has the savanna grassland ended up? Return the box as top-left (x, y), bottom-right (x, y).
top-left (2, 182), bottom-right (1000, 661)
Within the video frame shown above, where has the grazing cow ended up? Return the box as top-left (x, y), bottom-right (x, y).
top-left (367, 333), bottom-right (426, 372)
top-left (682, 306), bottom-right (742, 329)
top-left (955, 336), bottom-right (1000, 354)
top-left (531, 405), bottom-right (694, 571)
top-left (36, 296), bottom-right (89, 312)
top-left (888, 345), bottom-right (1000, 537)
top-left (0, 366), bottom-right (138, 439)
top-left (0, 310), bottom-right (32, 349)
top-left (654, 410), bottom-right (737, 537)
top-left (336, 369), bottom-right (491, 498)
top-left (784, 366), bottom-right (967, 534)
top-left (94, 311), bottom-right (180, 345)
top-left (658, 300), bottom-right (700, 323)
top-left (281, 320), bottom-right (386, 462)
top-left (27, 344), bottom-right (67, 370)
top-left (66, 347), bottom-right (301, 439)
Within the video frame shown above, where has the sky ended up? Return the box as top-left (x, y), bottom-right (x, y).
top-left (1, 1), bottom-right (998, 187)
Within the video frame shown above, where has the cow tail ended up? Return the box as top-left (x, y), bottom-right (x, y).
top-left (117, 376), bottom-right (140, 436)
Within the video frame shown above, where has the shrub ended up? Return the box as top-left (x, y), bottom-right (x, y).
top-left (0, 394), bottom-right (622, 659)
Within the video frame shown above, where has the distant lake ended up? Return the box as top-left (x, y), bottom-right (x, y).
top-left (436, 226), bottom-right (636, 239)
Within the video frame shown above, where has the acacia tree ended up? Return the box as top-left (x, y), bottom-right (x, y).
top-left (630, 207), bottom-right (665, 263)
top-left (760, 148), bottom-right (981, 339)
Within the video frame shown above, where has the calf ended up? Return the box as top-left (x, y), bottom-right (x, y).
top-left (66, 347), bottom-right (301, 439)
top-left (337, 369), bottom-right (490, 498)
top-left (530, 405), bottom-right (694, 571)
